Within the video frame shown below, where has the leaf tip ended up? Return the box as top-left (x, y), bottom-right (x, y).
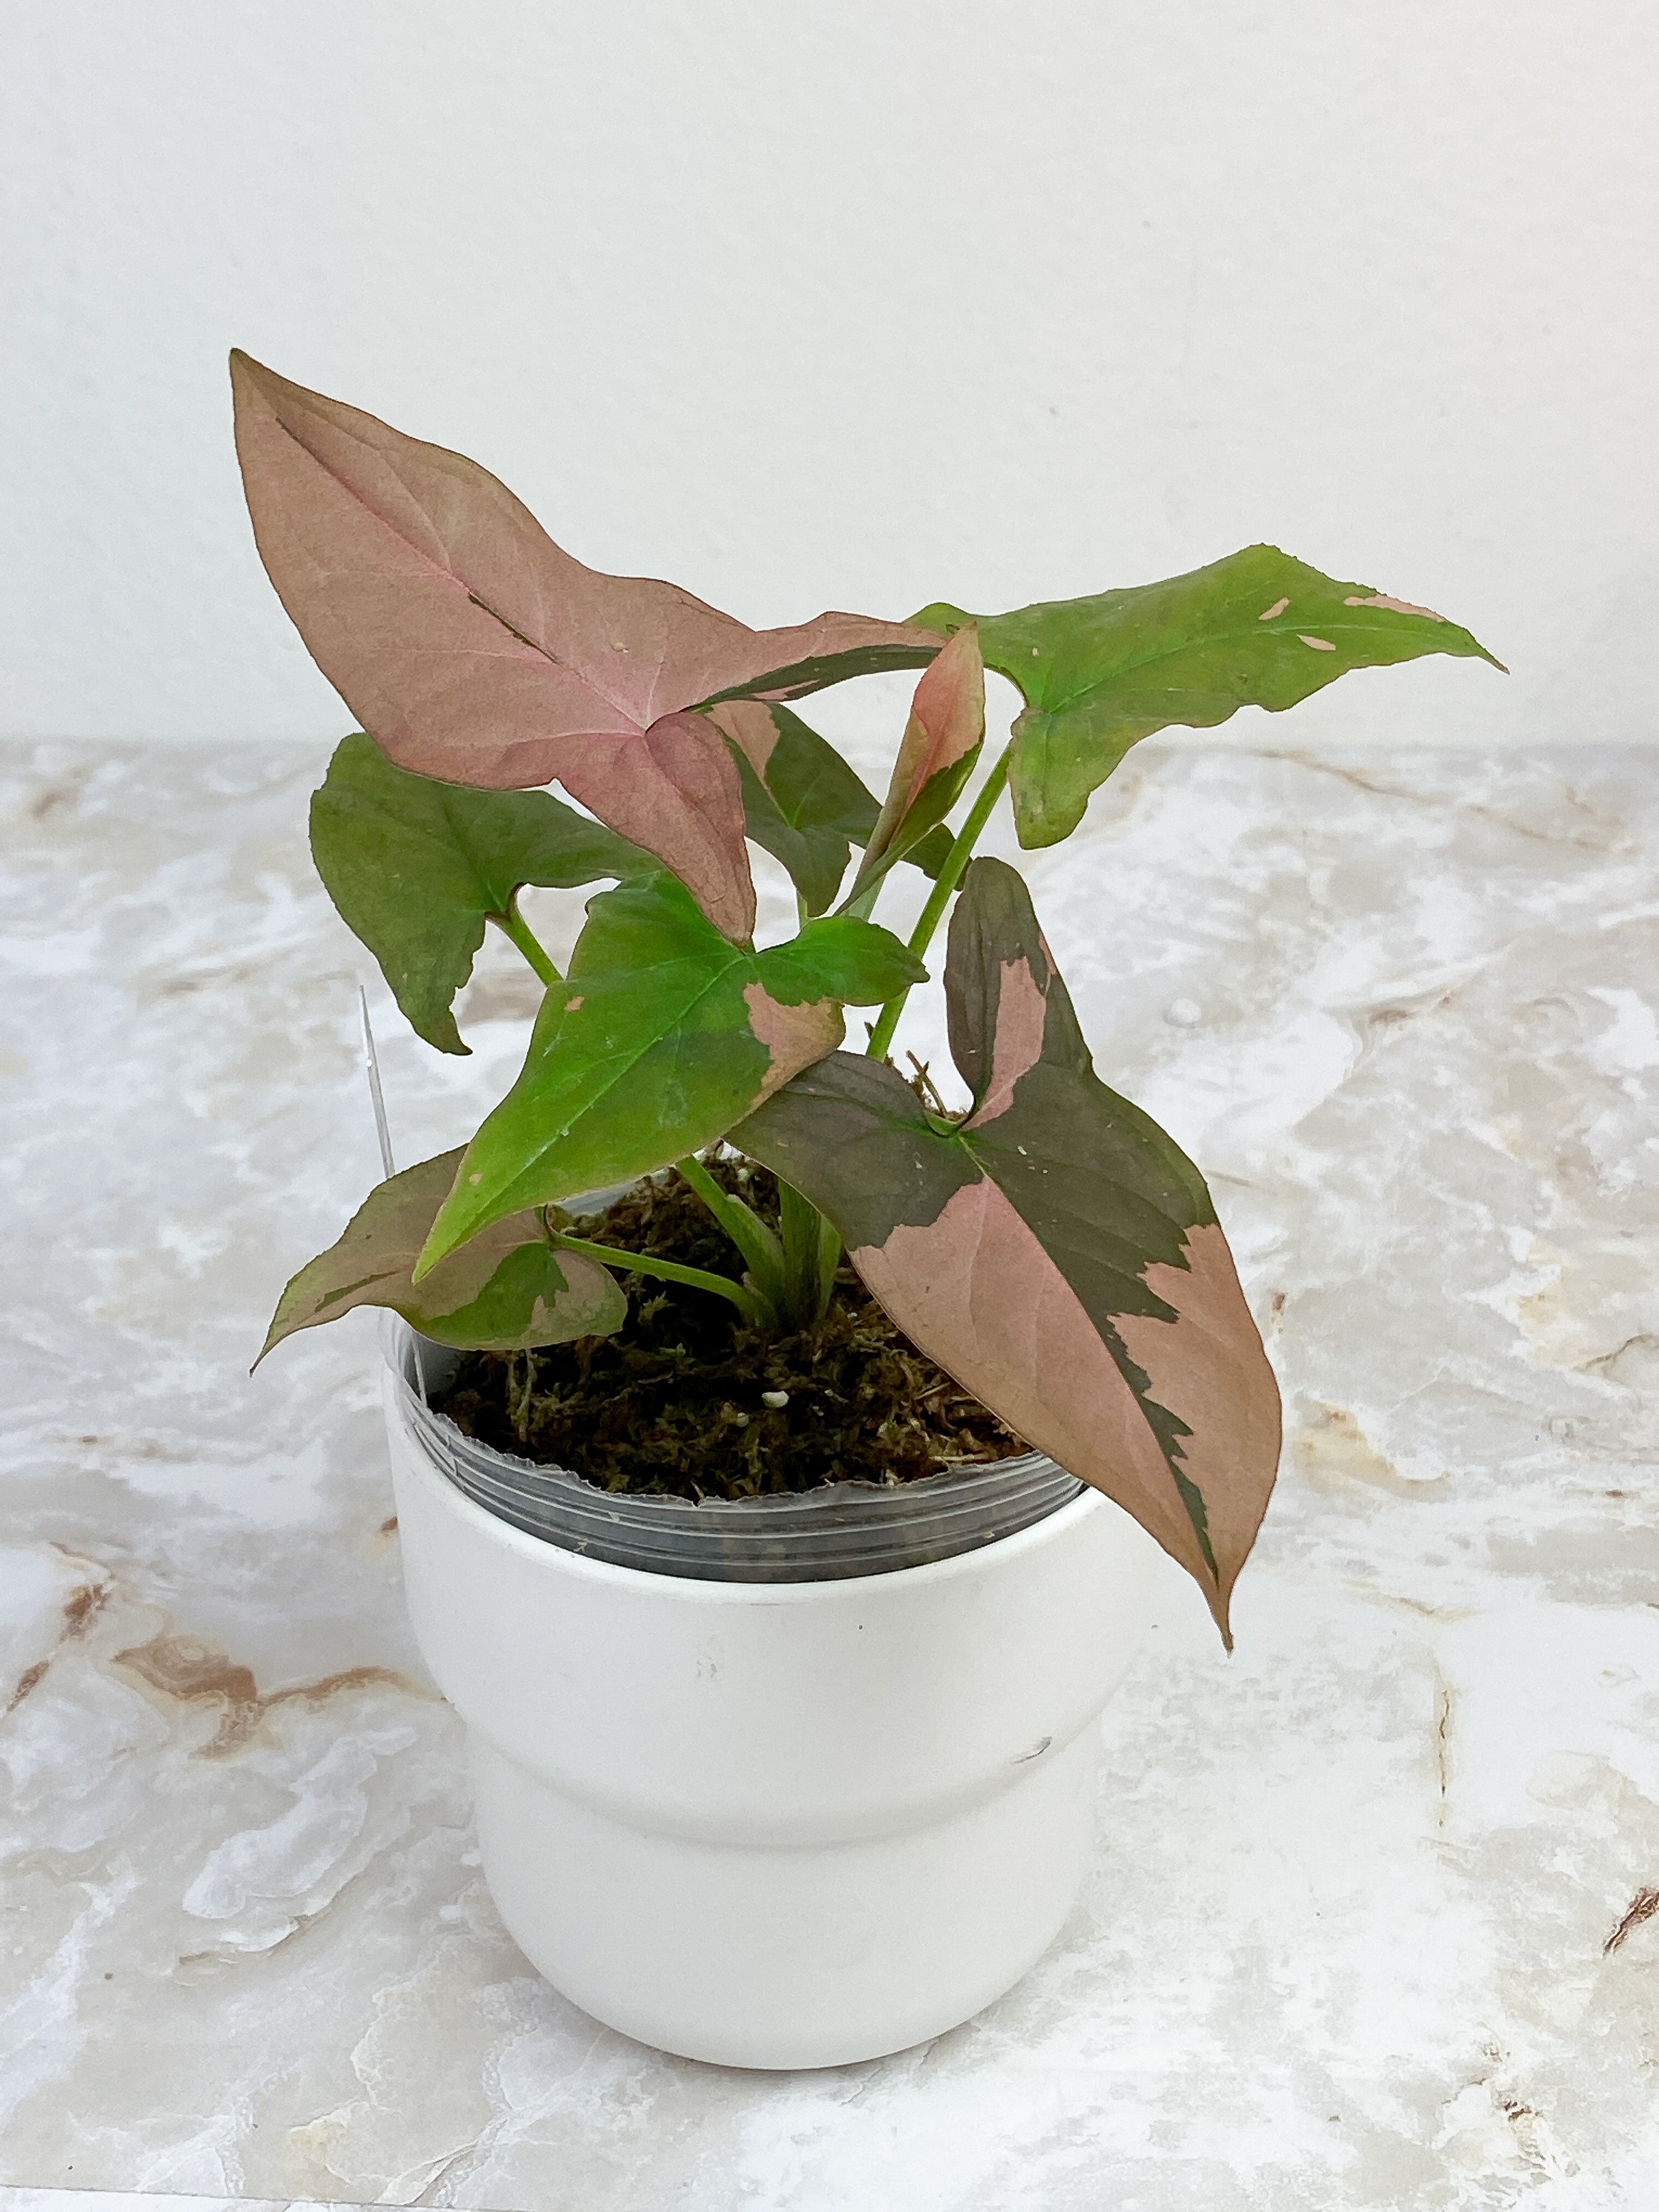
top-left (228, 347), bottom-right (274, 401)
top-left (1205, 1580), bottom-right (1236, 1652)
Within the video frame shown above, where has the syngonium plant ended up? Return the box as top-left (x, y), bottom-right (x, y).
top-left (236, 351), bottom-right (1502, 1642)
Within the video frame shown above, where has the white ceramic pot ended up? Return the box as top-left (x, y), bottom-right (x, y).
top-left (384, 1339), bottom-right (1155, 2068)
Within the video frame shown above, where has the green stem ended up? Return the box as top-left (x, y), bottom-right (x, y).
top-left (673, 1153), bottom-right (790, 1313)
top-left (491, 894), bottom-right (562, 988)
top-left (865, 744), bottom-right (1011, 1060)
top-left (548, 1229), bottom-right (776, 1329)
top-left (779, 1177), bottom-right (840, 1324)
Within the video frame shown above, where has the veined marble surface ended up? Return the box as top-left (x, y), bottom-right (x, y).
top-left (4, 737), bottom-right (1658, 2211)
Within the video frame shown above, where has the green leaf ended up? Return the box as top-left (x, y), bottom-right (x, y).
top-left (905, 825), bottom-right (956, 877)
top-left (708, 700), bottom-right (958, 916)
top-left (256, 1149), bottom-right (625, 1364)
top-left (311, 733), bottom-right (653, 1054)
top-left (914, 544), bottom-right (1504, 848)
top-left (708, 700), bottom-right (879, 917)
top-left (417, 875), bottom-right (927, 1276)
top-left (737, 857), bottom-right (1282, 1645)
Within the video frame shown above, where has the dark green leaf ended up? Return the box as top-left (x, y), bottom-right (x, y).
top-left (914, 544), bottom-right (1504, 847)
top-left (311, 733), bottom-right (653, 1053)
top-left (692, 639), bottom-right (940, 711)
top-left (739, 857), bottom-right (1281, 1644)
top-left (417, 875), bottom-right (927, 1275)
top-left (256, 1149), bottom-right (625, 1363)
top-left (708, 701), bottom-right (879, 916)
top-left (709, 701), bottom-right (959, 915)
top-left (905, 825), bottom-right (956, 877)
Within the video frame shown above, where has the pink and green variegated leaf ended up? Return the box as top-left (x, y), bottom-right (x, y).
top-left (707, 698), bottom-right (954, 917)
top-left (230, 352), bottom-right (940, 940)
top-left (737, 857), bottom-right (1281, 1643)
top-left (416, 874), bottom-right (927, 1278)
top-left (846, 626), bottom-right (985, 903)
top-left (914, 544), bottom-right (1503, 849)
top-left (256, 1149), bottom-right (625, 1365)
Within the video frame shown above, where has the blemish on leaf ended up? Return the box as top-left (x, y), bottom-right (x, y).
top-left (564, 995), bottom-right (584, 1012)
top-left (1297, 635), bottom-right (1338, 651)
top-left (1259, 597), bottom-right (1290, 622)
top-left (1345, 592), bottom-right (1446, 622)
top-left (468, 1172), bottom-right (482, 1185)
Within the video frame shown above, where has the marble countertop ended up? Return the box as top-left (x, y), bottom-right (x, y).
top-left (4, 736), bottom-right (1658, 2211)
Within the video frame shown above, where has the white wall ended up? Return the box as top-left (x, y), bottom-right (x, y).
top-left (3, 0), bottom-right (1656, 753)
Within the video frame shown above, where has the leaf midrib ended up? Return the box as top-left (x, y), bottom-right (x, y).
top-left (475, 943), bottom-right (760, 1206)
top-left (276, 409), bottom-right (659, 732)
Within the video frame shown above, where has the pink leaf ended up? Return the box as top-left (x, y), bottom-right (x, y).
top-left (231, 353), bottom-right (937, 940)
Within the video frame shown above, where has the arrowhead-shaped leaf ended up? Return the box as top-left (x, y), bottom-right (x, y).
top-left (311, 733), bottom-right (654, 1054)
top-left (914, 545), bottom-right (1504, 848)
top-left (848, 626), bottom-right (985, 902)
top-left (417, 876), bottom-right (928, 1275)
top-left (256, 1149), bottom-right (625, 1364)
top-left (231, 351), bottom-right (940, 940)
top-left (737, 857), bottom-right (1282, 1642)
top-left (707, 699), bottom-right (954, 917)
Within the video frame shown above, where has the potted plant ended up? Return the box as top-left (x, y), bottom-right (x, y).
top-left (235, 352), bottom-right (1500, 2067)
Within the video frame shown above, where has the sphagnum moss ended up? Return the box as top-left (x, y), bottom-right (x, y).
top-left (433, 1158), bottom-right (1024, 1500)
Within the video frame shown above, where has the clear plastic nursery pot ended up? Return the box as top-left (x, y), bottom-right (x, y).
top-left (385, 1323), bottom-right (1157, 2070)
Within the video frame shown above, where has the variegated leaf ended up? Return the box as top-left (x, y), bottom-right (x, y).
top-left (914, 545), bottom-right (1503, 848)
top-left (231, 352), bottom-right (940, 940)
top-left (708, 698), bottom-right (953, 917)
top-left (257, 1149), bottom-right (625, 1364)
top-left (311, 733), bottom-right (652, 1054)
top-left (417, 875), bottom-right (926, 1276)
top-left (846, 626), bottom-right (985, 902)
top-left (738, 857), bottom-right (1281, 1642)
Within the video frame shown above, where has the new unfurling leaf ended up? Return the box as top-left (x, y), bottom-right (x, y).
top-left (231, 353), bottom-right (940, 939)
top-left (257, 1149), bottom-right (626, 1364)
top-left (416, 875), bottom-right (927, 1275)
top-left (738, 857), bottom-right (1282, 1642)
top-left (915, 543), bottom-right (1503, 848)
top-left (846, 626), bottom-right (985, 905)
